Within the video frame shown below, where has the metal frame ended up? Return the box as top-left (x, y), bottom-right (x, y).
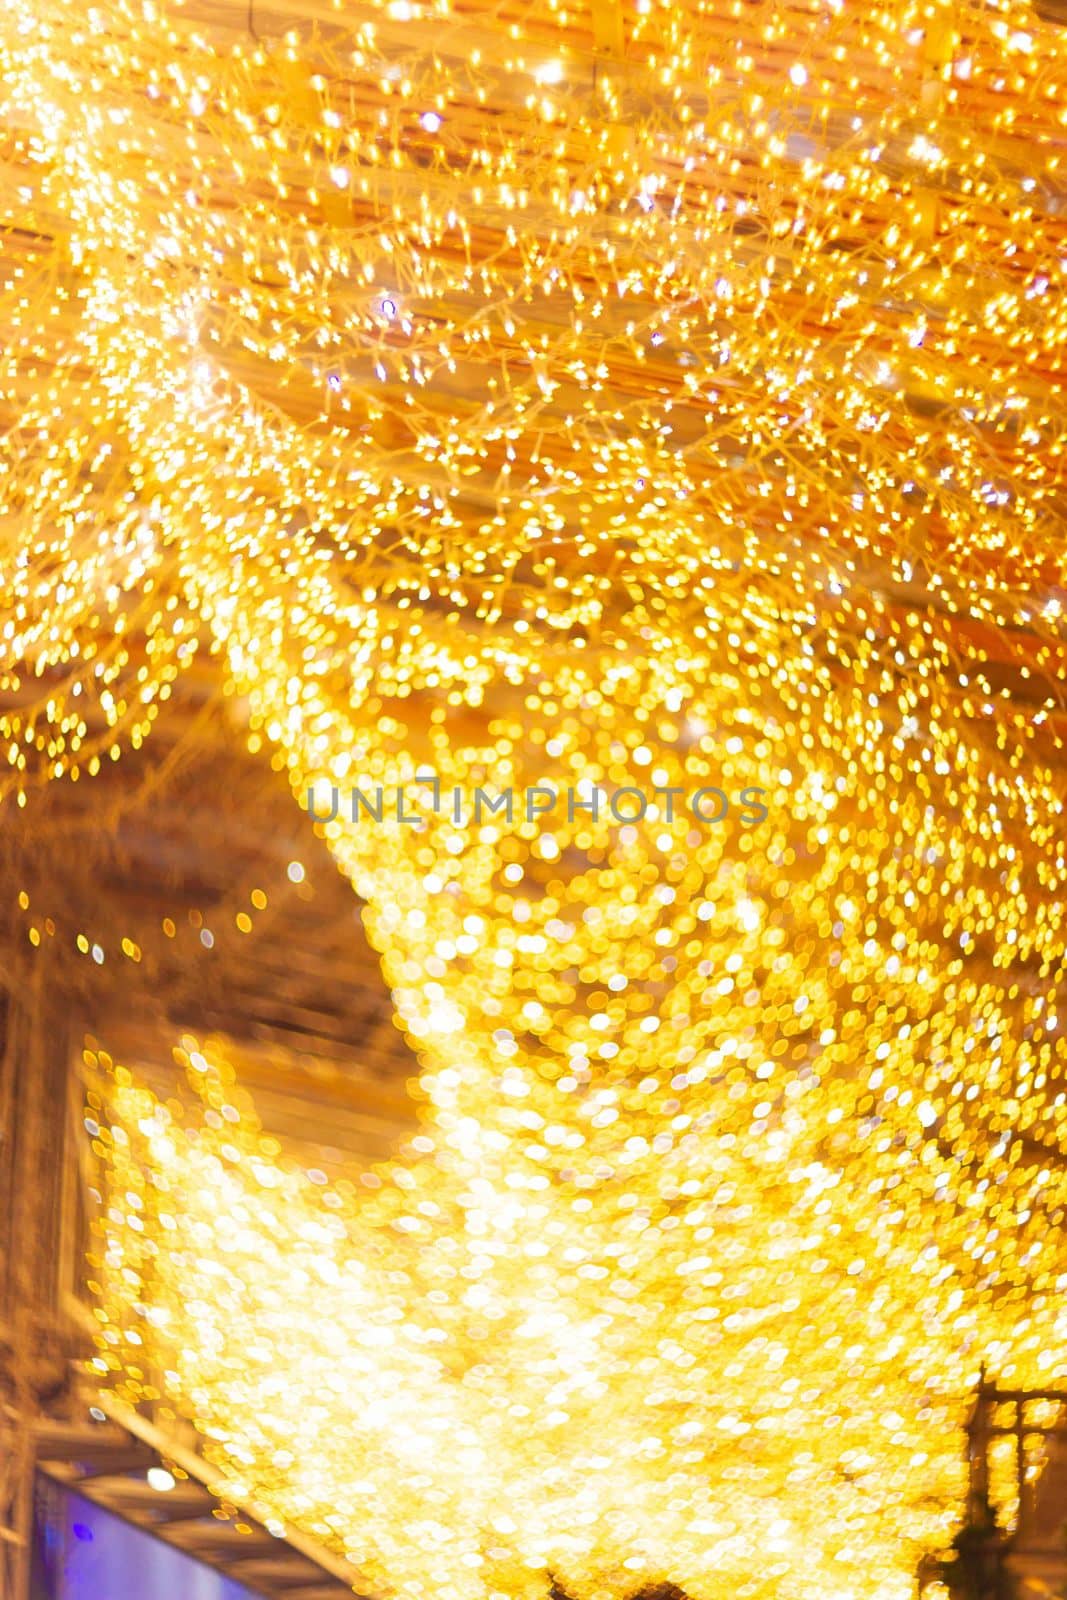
top-left (34, 1388), bottom-right (362, 1600)
top-left (0, 970), bottom-right (369, 1600)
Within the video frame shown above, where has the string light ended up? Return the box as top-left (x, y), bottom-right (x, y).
top-left (4, 0), bottom-right (1067, 1596)
top-left (87, 601), bottom-right (1067, 1600)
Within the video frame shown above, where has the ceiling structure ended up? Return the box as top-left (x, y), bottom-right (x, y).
top-left (0, 666), bottom-right (410, 1598)
top-left (0, 659), bottom-right (417, 1147)
top-left (35, 1390), bottom-right (360, 1600)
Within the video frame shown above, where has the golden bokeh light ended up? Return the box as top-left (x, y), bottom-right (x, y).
top-left (4, 0), bottom-right (1067, 1594)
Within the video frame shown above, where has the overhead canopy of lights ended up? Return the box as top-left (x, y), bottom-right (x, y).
top-left (5, 0), bottom-right (1067, 1595)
